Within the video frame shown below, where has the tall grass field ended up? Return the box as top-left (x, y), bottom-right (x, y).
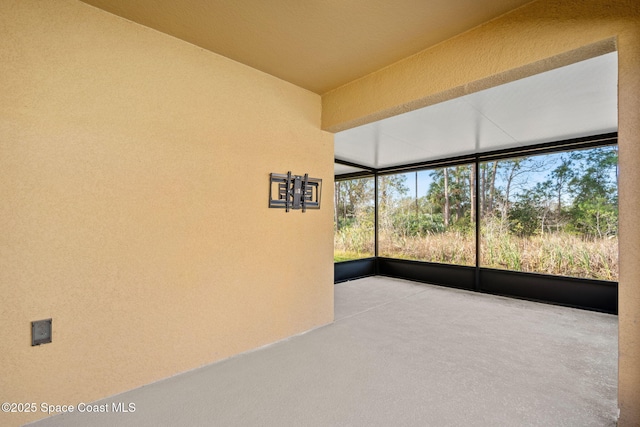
top-left (335, 229), bottom-right (618, 281)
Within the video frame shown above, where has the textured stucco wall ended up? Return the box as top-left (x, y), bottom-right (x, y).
top-left (322, 0), bottom-right (638, 133)
top-left (617, 27), bottom-right (640, 427)
top-left (0, 1), bottom-right (334, 425)
top-left (322, 0), bottom-right (640, 424)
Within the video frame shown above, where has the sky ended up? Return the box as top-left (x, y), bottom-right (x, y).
top-left (391, 146), bottom-right (618, 203)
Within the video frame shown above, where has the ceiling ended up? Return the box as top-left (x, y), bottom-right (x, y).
top-left (80, 0), bottom-right (534, 94)
top-left (77, 1), bottom-right (617, 174)
top-left (334, 52), bottom-right (618, 175)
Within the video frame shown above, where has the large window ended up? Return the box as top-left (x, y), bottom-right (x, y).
top-left (335, 143), bottom-right (618, 283)
top-left (334, 177), bottom-right (375, 262)
top-left (378, 166), bottom-right (475, 266)
top-left (480, 145), bottom-right (618, 280)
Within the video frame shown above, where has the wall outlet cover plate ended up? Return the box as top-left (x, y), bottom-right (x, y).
top-left (32, 319), bottom-right (52, 346)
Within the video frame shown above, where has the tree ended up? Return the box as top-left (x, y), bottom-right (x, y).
top-left (469, 163), bottom-right (476, 222)
top-left (334, 177), bottom-right (374, 230)
top-left (378, 173), bottom-right (409, 232)
top-left (479, 161), bottom-right (499, 217)
top-left (427, 166), bottom-right (472, 231)
top-left (548, 155), bottom-right (575, 231)
top-left (443, 167), bottom-right (450, 227)
top-left (567, 146), bottom-right (618, 238)
top-left (497, 157), bottom-right (546, 222)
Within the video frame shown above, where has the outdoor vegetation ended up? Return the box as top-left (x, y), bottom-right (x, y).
top-left (334, 145), bottom-right (618, 281)
top-left (334, 177), bottom-right (375, 261)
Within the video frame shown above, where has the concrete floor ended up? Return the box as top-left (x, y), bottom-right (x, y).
top-left (29, 277), bottom-right (618, 427)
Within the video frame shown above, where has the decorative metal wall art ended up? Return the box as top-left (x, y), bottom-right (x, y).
top-left (269, 172), bottom-right (322, 212)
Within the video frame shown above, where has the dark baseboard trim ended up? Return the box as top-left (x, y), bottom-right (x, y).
top-left (377, 257), bottom-right (475, 291)
top-left (334, 257), bottom-right (617, 314)
top-left (479, 267), bottom-right (617, 314)
top-left (334, 258), bottom-right (376, 283)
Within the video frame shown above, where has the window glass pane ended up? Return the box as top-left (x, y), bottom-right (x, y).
top-left (480, 145), bottom-right (618, 280)
top-left (378, 166), bottom-right (475, 266)
top-left (334, 177), bottom-right (375, 262)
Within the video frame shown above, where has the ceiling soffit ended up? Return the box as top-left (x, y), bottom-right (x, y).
top-left (334, 52), bottom-right (618, 170)
top-left (79, 0), bottom-right (534, 94)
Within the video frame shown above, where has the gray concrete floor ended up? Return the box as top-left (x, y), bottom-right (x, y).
top-left (30, 277), bottom-right (618, 427)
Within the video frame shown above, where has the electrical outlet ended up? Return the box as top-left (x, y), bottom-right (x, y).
top-left (31, 319), bottom-right (52, 346)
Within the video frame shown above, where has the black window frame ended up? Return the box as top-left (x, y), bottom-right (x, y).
top-left (334, 132), bottom-right (618, 314)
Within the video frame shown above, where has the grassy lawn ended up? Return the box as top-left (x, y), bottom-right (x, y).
top-left (334, 251), bottom-right (373, 263)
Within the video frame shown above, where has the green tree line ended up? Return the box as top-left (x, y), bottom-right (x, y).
top-left (368, 145), bottom-right (618, 239)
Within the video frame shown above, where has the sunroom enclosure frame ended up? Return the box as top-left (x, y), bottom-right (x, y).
top-left (334, 132), bottom-right (618, 314)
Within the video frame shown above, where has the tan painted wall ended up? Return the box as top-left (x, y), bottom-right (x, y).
top-left (322, 0), bottom-right (640, 424)
top-left (0, 1), bottom-right (333, 425)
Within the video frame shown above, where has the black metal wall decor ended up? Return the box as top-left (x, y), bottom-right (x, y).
top-left (269, 172), bottom-right (322, 212)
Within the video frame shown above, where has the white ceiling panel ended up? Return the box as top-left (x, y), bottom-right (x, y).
top-left (334, 122), bottom-right (410, 167)
top-left (378, 97), bottom-right (516, 163)
top-left (333, 127), bottom-right (378, 166)
top-left (464, 52), bottom-right (618, 151)
top-left (334, 163), bottom-right (370, 175)
top-left (334, 52), bottom-right (618, 170)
